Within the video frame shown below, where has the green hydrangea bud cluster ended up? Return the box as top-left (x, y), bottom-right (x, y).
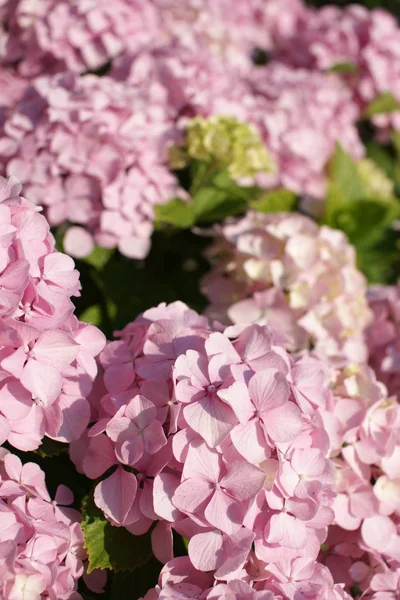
top-left (171, 116), bottom-right (275, 179)
top-left (357, 158), bottom-right (394, 200)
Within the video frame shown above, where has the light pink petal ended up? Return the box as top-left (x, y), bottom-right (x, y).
top-left (230, 420), bottom-right (270, 464)
top-left (172, 479), bottom-right (213, 514)
top-left (0, 380), bottom-right (32, 420)
top-left (152, 521), bottom-right (173, 564)
top-left (104, 362), bottom-right (135, 393)
top-left (220, 461), bottom-right (265, 501)
top-left (153, 473), bottom-right (182, 522)
top-left (188, 530), bottom-right (223, 571)
top-left (361, 516), bottom-right (396, 553)
top-left (116, 432), bottom-right (144, 466)
top-left (175, 350), bottom-right (210, 388)
top-left (51, 395), bottom-right (90, 442)
top-left (249, 369), bottom-right (290, 413)
top-left (83, 435), bottom-right (118, 479)
top-left (205, 489), bottom-right (243, 534)
top-left (215, 528), bottom-right (255, 579)
top-left (182, 440), bottom-right (221, 482)
top-left (266, 513), bottom-right (307, 549)
top-left (143, 420), bottom-right (167, 455)
top-left (205, 332), bottom-right (241, 363)
top-left (236, 325), bottom-right (272, 365)
top-left (265, 402), bottom-right (302, 443)
top-left (33, 330), bottom-right (80, 370)
top-left (217, 381), bottom-right (254, 424)
top-left (21, 360), bottom-right (62, 406)
top-left (0, 414), bottom-right (10, 444)
top-left (94, 467), bottom-right (137, 525)
top-left (183, 396), bottom-right (236, 448)
top-left (125, 395), bottom-right (157, 428)
top-left (63, 226), bottom-right (94, 259)
top-left (291, 448), bottom-right (325, 478)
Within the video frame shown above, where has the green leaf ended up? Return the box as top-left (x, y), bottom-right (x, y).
top-left (109, 559), bottom-right (162, 600)
top-left (328, 61), bottom-right (357, 74)
top-left (366, 141), bottom-right (394, 178)
top-left (81, 496), bottom-right (153, 573)
top-left (79, 305), bottom-right (102, 326)
top-left (328, 197), bottom-right (400, 246)
top-left (250, 189), bottom-right (297, 213)
top-left (193, 186), bottom-right (247, 222)
top-left (155, 198), bottom-right (195, 228)
top-left (84, 246), bottom-right (115, 270)
top-left (364, 92), bottom-right (400, 118)
top-left (35, 437), bottom-right (68, 458)
top-left (328, 144), bottom-right (365, 203)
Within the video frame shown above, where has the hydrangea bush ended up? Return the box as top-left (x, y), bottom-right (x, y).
top-left (1, 1), bottom-right (400, 599)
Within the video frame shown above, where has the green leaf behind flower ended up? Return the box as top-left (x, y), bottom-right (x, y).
top-left (364, 92), bottom-right (400, 118)
top-left (81, 496), bottom-right (153, 574)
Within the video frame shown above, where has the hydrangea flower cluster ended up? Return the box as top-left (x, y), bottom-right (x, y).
top-left (202, 211), bottom-right (372, 363)
top-left (0, 72), bottom-right (181, 259)
top-left (247, 64), bottom-right (364, 199)
top-left (0, 0), bottom-right (160, 76)
top-left (0, 176), bottom-right (105, 450)
top-left (171, 115), bottom-right (275, 181)
top-left (274, 4), bottom-right (400, 132)
top-left (3, 0), bottom-right (394, 257)
top-left (367, 285), bottom-right (400, 398)
top-left (70, 299), bottom-right (360, 598)
top-left (318, 361), bottom-right (400, 597)
top-left (0, 448), bottom-right (86, 599)
top-left (0, 0), bottom-right (306, 76)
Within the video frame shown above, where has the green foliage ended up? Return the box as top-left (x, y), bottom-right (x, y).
top-left (250, 189), bottom-right (297, 213)
top-left (324, 144), bottom-right (400, 283)
top-left (34, 437), bottom-right (68, 458)
top-left (108, 560), bottom-right (162, 600)
top-left (328, 61), bottom-right (358, 74)
top-left (74, 229), bottom-right (210, 336)
top-left (364, 92), bottom-right (400, 118)
top-left (81, 496), bottom-right (154, 574)
top-left (155, 198), bottom-right (196, 229)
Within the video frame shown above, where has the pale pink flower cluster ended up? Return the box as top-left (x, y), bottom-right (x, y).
top-left (0, 0), bottom-right (371, 257)
top-left (0, 0), bottom-right (305, 76)
top-left (0, 72), bottom-right (180, 259)
top-left (367, 285), bottom-right (400, 399)
top-left (275, 4), bottom-right (400, 132)
top-left (70, 300), bottom-right (357, 599)
top-left (202, 211), bottom-right (372, 364)
top-left (247, 64), bottom-right (364, 199)
top-left (0, 176), bottom-right (106, 450)
top-left (0, 0), bottom-right (160, 76)
top-left (0, 448), bottom-right (85, 599)
top-left (141, 556), bottom-right (352, 600)
top-left (318, 361), bottom-right (400, 598)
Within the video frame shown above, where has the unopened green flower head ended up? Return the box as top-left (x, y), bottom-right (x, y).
top-left (174, 115), bottom-right (275, 179)
top-left (357, 158), bottom-right (394, 200)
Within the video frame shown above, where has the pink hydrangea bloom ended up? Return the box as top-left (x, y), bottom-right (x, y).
top-left (275, 4), bottom-right (400, 132)
top-left (0, 176), bottom-right (105, 450)
top-left (1, 0), bottom-right (306, 77)
top-left (71, 300), bottom-right (342, 593)
top-left (315, 358), bottom-right (400, 596)
top-left (367, 285), bottom-right (400, 398)
top-left (202, 211), bottom-right (372, 363)
top-left (0, 71), bottom-right (182, 259)
top-left (0, 449), bottom-right (86, 599)
top-left (247, 64), bottom-right (364, 198)
top-left (1, 0), bottom-right (160, 76)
